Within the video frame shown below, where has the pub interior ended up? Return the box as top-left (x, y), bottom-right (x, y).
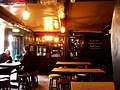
top-left (0, 0), bottom-right (120, 90)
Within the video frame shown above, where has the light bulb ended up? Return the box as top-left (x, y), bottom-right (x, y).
top-left (60, 27), bottom-right (65, 33)
top-left (70, 0), bottom-right (75, 3)
top-left (22, 10), bottom-right (30, 20)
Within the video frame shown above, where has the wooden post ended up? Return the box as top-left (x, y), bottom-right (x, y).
top-left (111, 1), bottom-right (120, 90)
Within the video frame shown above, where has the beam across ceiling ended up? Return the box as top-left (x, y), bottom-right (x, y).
top-left (0, 6), bottom-right (34, 33)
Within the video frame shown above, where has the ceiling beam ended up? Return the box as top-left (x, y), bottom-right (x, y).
top-left (0, 6), bottom-right (34, 33)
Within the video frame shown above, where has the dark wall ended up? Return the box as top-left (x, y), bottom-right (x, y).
top-left (36, 57), bottom-right (58, 74)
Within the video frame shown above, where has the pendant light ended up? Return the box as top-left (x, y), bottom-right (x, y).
top-left (22, 0), bottom-right (30, 20)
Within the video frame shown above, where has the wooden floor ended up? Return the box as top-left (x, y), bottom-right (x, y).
top-left (9, 69), bottom-right (113, 90)
top-left (33, 75), bottom-right (50, 90)
top-left (10, 74), bottom-right (50, 90)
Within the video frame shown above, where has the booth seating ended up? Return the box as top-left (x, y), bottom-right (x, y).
top-left (49, 74), bottom-right (61, 90)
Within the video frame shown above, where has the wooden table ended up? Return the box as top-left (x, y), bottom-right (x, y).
top-left (71, 82), bottom-right (115, 90)
top-left (52, 68), bottom-right (105, 81)
top-left (56, 61), bottom-right (91, 69)
top-left (0, 62), bottom-right (21, 75)
top-left (52, 68), bottom-right (105, 74)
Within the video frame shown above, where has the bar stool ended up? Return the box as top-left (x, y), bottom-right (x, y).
top-left (76, 65), bottom-right (88, 81)
top-left (57, 79), bottom-right (71, 90)
top-left (29, 71), bottom-right (39, 87)
top-left (18, 73), bottom-right (31, 90)
top-left (75, 74), bottom-right (88, 81)
top-left (48, 74), bottom-right (60, 90)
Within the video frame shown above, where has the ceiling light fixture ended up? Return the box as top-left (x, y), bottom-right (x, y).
top-left (22, 1), bottom-right (30, 20)
top-left (70, 0), bottom-right (75, 3)
top-left (12, 28), bottom-right (20, 32)
top-left (22, 9), bottom-right (30, 20)
top-left (60, 26), bottom-right (65, 33)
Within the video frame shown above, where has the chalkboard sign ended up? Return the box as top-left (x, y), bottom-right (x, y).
top-left (87, 39), bottom-right (103, 51)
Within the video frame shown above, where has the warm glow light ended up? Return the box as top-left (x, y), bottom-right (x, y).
top-left (36, 37), bottom-right (39, 41)
top-left (58, 4), bottom-right (65, 19)
top-left (44, 17), bottom-right (53, 30)
top-left (49, 36), bottom-right (53, 41)
top-left (43, 36), bottom-right (49, 41)
top-left (58, 10), bottom-right (65, 18)
top-left (54, 37), bottom-right (59, 42)
top-left (60, 27), bottom-right (65, 33)
top-left (43, 36), bottom-right (53, 41)
top-left (54, 21), bottom-right (59, 29)
top-left (22, 10), bottom-right (30, 20)
top-left (12, 28), bottom-right (20, 32)
top-left (70, 0), bottom-right (75, 3)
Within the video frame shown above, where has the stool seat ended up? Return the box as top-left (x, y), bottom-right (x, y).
top-left (75, 74), bottom-right (87, 81)
top-left (49, 74), bottom-right (60, 78)
top-left (18, 73), bottom-right (30, 77)
top-left (76, 74), bottom-right (87, 77)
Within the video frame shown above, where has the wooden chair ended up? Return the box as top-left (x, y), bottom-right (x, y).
top-left (18, 73), bottom-right (31, 90)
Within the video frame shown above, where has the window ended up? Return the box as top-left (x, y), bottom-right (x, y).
top-left (0, 19), bottom-right (5, 54)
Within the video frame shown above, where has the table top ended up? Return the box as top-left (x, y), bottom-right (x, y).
top-left (71, 82), bottom-right (115, 90)
top-left (56, 61), bottom-right (91, 65)
top-left (52, 68), bottom-right (105, 74)
top-left (0, 62), bottom-right (21, 67)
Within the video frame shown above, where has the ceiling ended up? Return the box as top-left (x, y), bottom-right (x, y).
top-left (67, 1), bottom-right (114, 33)
top-left (0, 0), bottom-right (115, 33)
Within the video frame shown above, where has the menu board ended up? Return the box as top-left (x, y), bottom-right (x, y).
top-left (87, 39), bottom-right (103, 51)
